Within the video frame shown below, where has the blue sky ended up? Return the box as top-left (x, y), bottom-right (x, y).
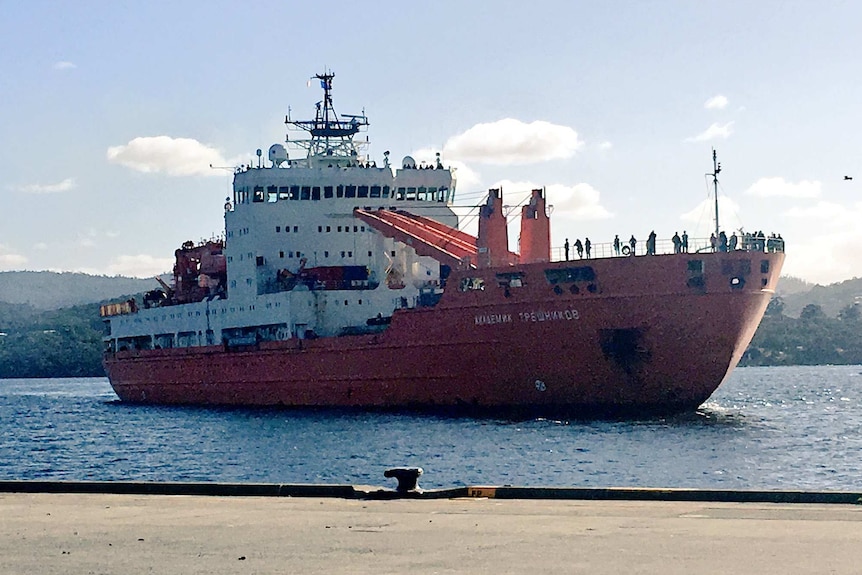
top-left (1, 1), bottom-right (860, 284)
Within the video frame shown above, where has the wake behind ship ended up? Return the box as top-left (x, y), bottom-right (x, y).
top-left (101, 73), bottom-right (785, 417)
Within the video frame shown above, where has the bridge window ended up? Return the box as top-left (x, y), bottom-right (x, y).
top-left (406, 187), bottom-right (416, 200)
top-left (336, 185), bottom-right (344, 198)
top-left (396, 187), bottom-right (405, 200)
top-left (358, 185), bottom-right (369, 198)
top-left (267, 186), bottom-right (278, 202)
top-left (345, 185), bottom-right (356, 198)
top-left (324, 185), bottom-right (333, 199)
top-left (301, 186), bottom-right (310, 200)
top-left (278, 186), bottom-right (289, 200)
top-left (418, 186), bottom-right (427, 201)
top-left (312, 186), bottom-right (321, 200)
top-left (253, 186), bottom-right (264, 202)
top-left (383, 185), bottom-right (390, 198)
top-left (290, 185), bottom-right (299, 200)
top-left (370, 185), bottom-right (381, 198)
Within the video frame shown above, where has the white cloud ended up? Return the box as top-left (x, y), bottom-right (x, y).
top-left (0, 245), bottom-right (27, 270)
top-left (18, 178), bottom-right (76, 194)
top-left (746, 177), bottom-right (821, 199)
top-left (104, 254), bottom-right (174, 278)
top-left (53, 61), bottom-right (76, 70)
top-left (443, 119), bottom-right (584, 165)
top-left (107, 136), bottom-right (227, 176)
top-left (598, 141), bottom-right (613, 151)
top-left (491, 179), bottom-right (612, 221)
top-left (680, 195), bottom-right (743, 231)
top-left (409, 147), bottom-right (482, 194)
top-left (33, 242), bottom-right (48, 251)
top-left (685, 122), bottom-right (734, 142)
top-left (704, 95), bottom-right (728, 110)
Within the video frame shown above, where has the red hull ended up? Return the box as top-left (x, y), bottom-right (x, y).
top-left (104, 251), bottom-right (784, 417)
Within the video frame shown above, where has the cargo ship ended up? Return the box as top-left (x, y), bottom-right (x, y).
top-left (101, 72), bottom-right (785, 417)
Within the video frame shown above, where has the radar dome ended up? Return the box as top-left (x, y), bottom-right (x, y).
top-left (402, 156), bottom-right (416, 169)
top-left (269, 144), bottom-right (288, 167)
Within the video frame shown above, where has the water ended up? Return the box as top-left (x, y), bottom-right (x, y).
top-left (1, 365), bottom-right (861, 490)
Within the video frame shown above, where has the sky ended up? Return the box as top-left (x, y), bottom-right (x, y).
top-left (1, 0), bottom-right (861, 285)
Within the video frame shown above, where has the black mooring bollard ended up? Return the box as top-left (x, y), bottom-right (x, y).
top-left (384, 467), bottom-right (423, 493)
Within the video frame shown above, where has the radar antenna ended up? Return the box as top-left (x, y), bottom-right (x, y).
top-left (285, 72), bottom-right (369, 162)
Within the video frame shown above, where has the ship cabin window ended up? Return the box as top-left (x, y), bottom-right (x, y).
top-left (324, 251), bottom-right (329, 258)
top-left (326, 226), bottom-right (331, 232)
top-left (318, 226), bottom-right (323, 232)
top-left (289, 185), bottom-right (299, 200)
top-left (396, 187), bottom-right (406, 200)
top-left (279, 186), bottom-right (289, 200)
top-left (267, 186), bottom-right (278, 202)
top-left (312, 186), bottom-right (321, 200)
top-left (345, 185), bottom-right (356, 198)
top-left (337, 226), bottom-right (342, 232)
top-left (361, 226), bottom-right (365, 232)
top-left (439, 186), bottom-right (449, 202)
top-left (459, 277), bottom-right (485, 291)
top-left (406, 187), bottom-right (416, 200)
top-left (279, 251), bottom-right (284, 258)
top-left (761, 260), bottom-right (769, 274)
top-left (497, 271), bottom-right (525, 289)
top-left (276, 226), bottom-right (281, 232)
top-left (341, 251), bottom-right (345, 257)
top-left (427, 187), bottom-right (437, 201)
top-left (253, 186), bottom-right (265, 202)
top-left (687, 259), bottom-right (705, 289)
top-left (324, 186), bottom-right (334, 199)
top-left (368, 251), bottom-right (372, 257)
top-left (544, 266), bottom-right (596, 284)
top-left (358, 185), bottom-right (369, 198)
top-left (383, 185), bottom-right (390, 198)
top-left (370, 185), bottom-right (381, 198)
top-left (336, 185), bottom-right (344, 198)
top-left (353, 225), bottom-right (358, 232)
top-left (301, 186), bottom-right (311, 200)
top-left (293, 226), bottom-right (298, 232)
top-left (418, 186), bottom-right (427, 201)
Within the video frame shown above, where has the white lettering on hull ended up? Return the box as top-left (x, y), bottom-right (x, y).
top-left (474, 309), bottom-right (580, 325)
top-left (474, 313), bottom-right (513, 325)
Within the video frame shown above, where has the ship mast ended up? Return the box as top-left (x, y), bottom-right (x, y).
top-left (285, 72), bottom-right (369, 162)
top-left (710, 148), bottom-right (721, 242)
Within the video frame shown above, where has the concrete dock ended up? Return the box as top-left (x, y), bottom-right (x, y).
top-left (2, 491), bottom-right (862, 574)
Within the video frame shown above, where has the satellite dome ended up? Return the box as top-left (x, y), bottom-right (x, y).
top-left (269, 144), bottom-right (288, 167)
top-left (402, 155), bottom-right (416, 169)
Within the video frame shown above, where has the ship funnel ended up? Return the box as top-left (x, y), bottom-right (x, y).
top-left (519, 188), bottom-right (550, 263)
top-left (477, 189), bottom-right (512, 268)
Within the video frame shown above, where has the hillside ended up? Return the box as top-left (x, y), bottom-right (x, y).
top-left (776, 276), bottom-right (862, 317)
top-left (0, 271), bottom-right (160, 310)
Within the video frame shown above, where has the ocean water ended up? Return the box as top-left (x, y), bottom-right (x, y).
top-left (1, 365), bottom-right (861, 490)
